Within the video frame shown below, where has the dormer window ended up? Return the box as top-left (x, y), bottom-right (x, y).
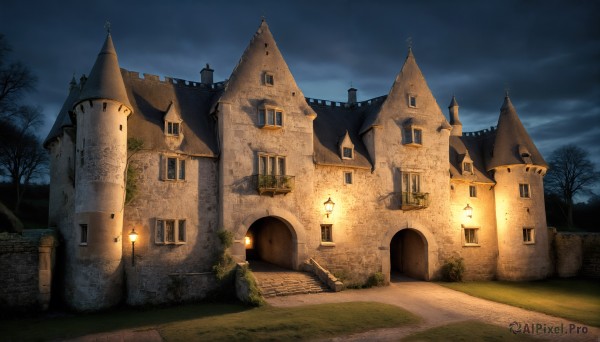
top-left (519, 145), bottom-right (532, 164)
top-left (339, 130), bottom-right (355, 160)
top-left (460, 154), bottom-right (474, 175)
top-left (163, 102), bottom-right (183, 138)
top-left (403, 125), bottom-right (422, 146)
top-left (258, 106), bottom-right (283, 128)
top-left (408, 94), bottom-right (417, 108)
top-left (264, 72), bottom-right (274, 86)
top-left (167, 122), bottom-right (180, 136)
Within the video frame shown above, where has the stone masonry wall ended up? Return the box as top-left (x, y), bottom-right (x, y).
top-left (549, 229), bottom-right (600, 278)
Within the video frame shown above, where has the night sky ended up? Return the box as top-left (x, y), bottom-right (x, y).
top-left (1, 0), bottom-right (599, 184)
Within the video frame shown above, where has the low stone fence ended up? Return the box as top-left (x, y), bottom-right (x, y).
top-left (303, 258), bottom-right (343, 291)
top-left (549, 228), bottom-right (600, 278)
top-left (0, 229), bottom-right (58, 314)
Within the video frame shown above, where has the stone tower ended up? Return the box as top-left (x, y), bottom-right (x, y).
top-left (69, 33), bottom-right (132, 310)
top-left (489, 95), bottom-right (550, 280)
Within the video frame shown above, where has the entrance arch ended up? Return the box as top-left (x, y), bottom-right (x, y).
top-left (390, 229), bottom-right (427, 279)
top-left (245, 216), bottom-right (294, 269)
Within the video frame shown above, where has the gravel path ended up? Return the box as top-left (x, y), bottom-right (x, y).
top-left (266, 280), bottom-right (600, 341)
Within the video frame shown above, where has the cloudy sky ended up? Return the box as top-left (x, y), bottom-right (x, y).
top-left (1, 0), bottom-right (599, 179)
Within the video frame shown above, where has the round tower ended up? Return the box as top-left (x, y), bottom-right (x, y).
top-left (489, 95), bottom-right (549, 280)
top-left (69, 33), bottom-right (132, 310)
top-left (448, 96), bottom-right (462, 136)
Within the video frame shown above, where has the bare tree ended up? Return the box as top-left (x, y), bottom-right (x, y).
top-left (0, 106), bottom-right (48, 213)
top-left (0, 34), bottom-right (37, 120)
top-left (545, 145), bottom-right (600, 229)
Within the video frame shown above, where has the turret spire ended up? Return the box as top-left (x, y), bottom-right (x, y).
top-left (448, 96), bottom-right (462, 136)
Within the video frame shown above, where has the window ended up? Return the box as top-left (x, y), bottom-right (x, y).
top-left (469, 185), bottom-right (477, 198)
top-left (167, 122), bottom-right (180, 136)
top-left (321, 224), bottom-right (333, 242)
top-left (408, 94), bottom-right (417, 108)
top-left (80, 224), bottom-right (88, 245)
top-left (164, 156), bottom-right (186, 181)
top-left (155, 219), bottom-right (187, 244)
top-left (523, 228), bottom-right (535, 244)
top-left (342, 147), bottom-right (353, 159)
top-left (464, 228), bottom-right (479, 245)
top-left (258, 106), bottom-right (283, 128)
top-left (463, 162), bottom-right (473, 174)
top-left (344, 171), bottom-right (353, 185)
top-left (402, 172), bottom-right (421, 194)
top-left (403, 126), bottom-right (422, 145)
top-left (258, 153), bottom-right (286, 176)
top-left (264, 72), bottom-right (274, 86)
top-left (519, 183), bottom-right (530, 198)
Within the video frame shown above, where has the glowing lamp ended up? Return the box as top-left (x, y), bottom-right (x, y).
top-left (464, 204), bottom-right (473, 219)
top-left (129, 229), bottom-right (138, 266)
top-left (324, 197), bottom-right (335, 218)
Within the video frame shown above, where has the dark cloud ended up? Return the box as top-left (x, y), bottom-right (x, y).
top-left (1, 0), bottom-right (599, 175)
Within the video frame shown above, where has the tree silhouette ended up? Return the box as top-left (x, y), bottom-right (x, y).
top-left (545, 145), bottom-right (600, 229)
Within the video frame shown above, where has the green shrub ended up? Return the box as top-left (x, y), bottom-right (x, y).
top-left (217, 229), bottom-right (234, 249)
top-left (365, 272), bottom-right (385, 288)
top-left (442, 256), bottom-right (465, 282)
top-left (238, 264), bottom-right (265, 307)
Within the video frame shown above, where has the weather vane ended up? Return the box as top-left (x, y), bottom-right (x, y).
top-left (406, 36), bottom-right (413, 49)
top-left (504, 83), bottom-right (510, 97)
top-left (104, 20), bottom-right (111, 34)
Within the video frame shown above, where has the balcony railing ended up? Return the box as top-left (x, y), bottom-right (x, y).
top-left (254, 174), bottom-right (295, 195)
top-left (399, 192), bottom-right (430, 210)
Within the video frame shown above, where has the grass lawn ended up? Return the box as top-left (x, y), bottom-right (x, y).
top-left (439, 278), bottom-right (600, 327)
top-left (402, 320), bottom-right (539, 342)
top-left (0, 301), bottom-right (418, 341)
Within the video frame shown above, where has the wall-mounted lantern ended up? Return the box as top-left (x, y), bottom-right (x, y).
top-left (464, 204), bottom-right (473, 219)
top-left (324, 197), bottom-right (335, 218)
top-left (129, 229), bottom-right (138, 266)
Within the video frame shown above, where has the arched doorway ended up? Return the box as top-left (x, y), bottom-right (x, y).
top-left (390, 228), bottom-right (427, 280)
top-left (245, 216), bottom-right (294, 269)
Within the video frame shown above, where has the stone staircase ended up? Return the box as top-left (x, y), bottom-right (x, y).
top-left (250, 261), bottom-right (330, 298)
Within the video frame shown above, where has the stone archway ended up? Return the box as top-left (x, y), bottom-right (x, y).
top-left (245, 216), bottom-right (294, 269)
top-left (390, 228), bottom-right (427, 280)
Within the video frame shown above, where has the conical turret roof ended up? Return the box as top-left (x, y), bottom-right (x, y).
top-left (76, 34), bottom-right (132, 111)
top-left (487, 95), bottom-right (547, 170)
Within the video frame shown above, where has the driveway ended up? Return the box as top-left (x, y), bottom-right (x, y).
top-left (266, 278), bottom-right (600, 341)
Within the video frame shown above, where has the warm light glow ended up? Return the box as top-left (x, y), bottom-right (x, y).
top-left (245, 236), bottom-right (251, 245)
top-left (129, 229), bottom-right (138, 243)
top-left (324, 197), bottom-right (335, 218)
top-left (464, 204), bottom-right (473, 218)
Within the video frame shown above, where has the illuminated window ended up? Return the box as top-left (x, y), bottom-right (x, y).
top-left (321, 224), bottom-right (333, 242)
top-left (523, 228), bottom-right (535, 244)
top-left (519, 183), bottom-right (530, 198)
top-left (463, 228), bottom-right (478, 246)
top-left (155, 219), bottom-right (187, 244)
top-left (469, 185), bottom-right (477, 198)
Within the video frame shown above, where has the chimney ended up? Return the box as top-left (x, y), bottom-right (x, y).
top-left (348, 87), bottom-right (357, 105)
top-left (200, 63), bottom-right (214, 85)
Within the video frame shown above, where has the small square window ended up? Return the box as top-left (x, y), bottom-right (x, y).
top-left (463, 162), bottom-right (473, 174)
top-left (344, 171), bottom-right (353, 184)
top-left (464, 228), bottom-right (478, 245)
top-left (321, 224), bottom-right (333, 242)
top-left (342, 147), bottom-right (353, 159)
top-left (413, 129), bottom-right (422, 144)
top-left (409, 95), bottom-right (417, 108)
top-left (164, 156), bottom-right (185, 181)
top-left (80, 224), bottom-right (88, 245)
top-left (258, 106), bottom-right (283, 128)
top-left (165, 220), bottom-right (176, 243)
top-left (265, 73), bottom-right (274, 86)
top-left (167, 122), bottom-right (180, 136)
top-left (519, 183), bottom-right (530, 198)
top-left (167, 158), bottom-right (177, 180)
top-left (523, 228), bottom-right (535, 244)
top-left (403, 126), bottom-right (422, 146)
top-left (469, 185), bottom-right (477, 198)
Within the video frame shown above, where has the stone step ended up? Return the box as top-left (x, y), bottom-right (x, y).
top-left (253, 269), bottom-right (329, 298)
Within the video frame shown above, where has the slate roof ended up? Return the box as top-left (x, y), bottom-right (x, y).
top-left (310, 98), bottom-right (384, 169)
top-left (487, 96), bottom-right (547, 170)
top-left (77, 34), bottom-right (132, 110)
top-left (43, 81), bottom-right (79, 147)
top-left (449, 134), bottom-right (495, 184)
top-left (123, 71), bottom-right (221, 157)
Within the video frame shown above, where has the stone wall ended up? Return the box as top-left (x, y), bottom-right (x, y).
top-left (0, 230), bottom-right (57, 313)
top-left (549, 229), bottom-right (600, 278)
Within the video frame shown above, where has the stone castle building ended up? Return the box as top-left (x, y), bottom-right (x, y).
top-left (45, 20), bottom-right (551, 311)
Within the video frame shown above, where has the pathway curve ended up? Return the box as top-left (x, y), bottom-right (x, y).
top-left (267, 279), bottom-right (600, 341)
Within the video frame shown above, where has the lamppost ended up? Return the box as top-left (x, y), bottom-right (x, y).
top-left (464, 204), bottom-right (473, 219)
top-left (129, 229), bottom-right (138, 266)
top-left (324, 197), bottom-right (335, 218)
